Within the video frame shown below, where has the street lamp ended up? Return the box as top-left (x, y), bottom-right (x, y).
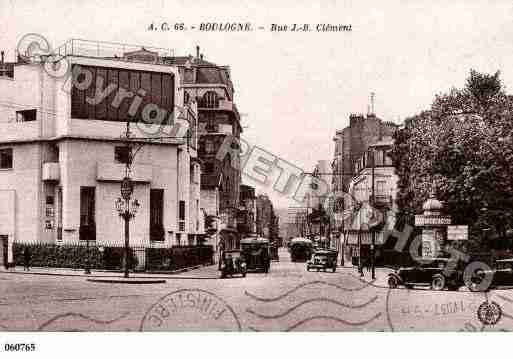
top-left (115, 192), bottom-right (140, 278)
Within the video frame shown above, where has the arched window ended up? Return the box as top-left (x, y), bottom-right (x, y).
top-left (201, 91), bottom-right (218, 108)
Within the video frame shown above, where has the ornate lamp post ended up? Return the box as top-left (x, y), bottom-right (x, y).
top-left (115, 192), bottom-right (140, 278)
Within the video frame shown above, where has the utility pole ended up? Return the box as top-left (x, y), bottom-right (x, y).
top-left (370, 147), bottom-right (376, 280)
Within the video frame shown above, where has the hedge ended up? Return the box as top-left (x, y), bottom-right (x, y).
top-left (13, 242), bottom-right (213, 272)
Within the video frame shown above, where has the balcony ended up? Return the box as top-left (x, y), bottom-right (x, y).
top-left (42, 162), bottom-right (60, 181)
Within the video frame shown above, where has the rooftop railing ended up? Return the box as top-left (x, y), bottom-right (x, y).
top-left (55, 38), bottom-right (174, 62)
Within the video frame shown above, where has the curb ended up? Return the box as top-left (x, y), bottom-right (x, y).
top-left (0, 264), bottom-right (213, 279)
top-left (87, 278), bottom-right (166, 284)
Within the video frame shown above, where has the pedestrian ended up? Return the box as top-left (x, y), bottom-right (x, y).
top-left (23, 246), bottom-right (31, 271)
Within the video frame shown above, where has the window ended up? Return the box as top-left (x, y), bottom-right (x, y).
top-left (384, 150), bottom-right (393, 166)
top-left (114, 146), bottom-right (130, 164)
top-left (376, 181), bottom-right (386, 196)
top-left (0, 148), bottom-right (13, 169)
top-left (71, 64), bottom-right (175, 123)
top-left (205, 140), bottom-right (215, 154)
top-left (179, 200), bottom-right (186, 221)
top-left (178, 200), bottom-right (186, 232)
top-left (201, 91), bottom-right (218, 108)
top-left (16, 109), bottom-right (37, 122)
top-left (79, 187), bottom-right (96, 241)
top-left (150, 189), bottom-right (164, 241)
top-left (374, 150), bottom-right (384, 166)
top-left (184, 91), bottom-right (190, 104)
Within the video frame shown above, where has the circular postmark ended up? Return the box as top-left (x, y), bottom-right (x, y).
top-left (140, 288), bottom-right (241, 331)
top-left (477, 301), bottom-right (502, 326)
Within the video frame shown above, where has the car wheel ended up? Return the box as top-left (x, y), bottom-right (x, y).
top-left (388, 276), bottom-right (399, 289)
top-left (431, 274), bottom-right (446, 291)
top-left (466, 271), bottom-right (489, 292)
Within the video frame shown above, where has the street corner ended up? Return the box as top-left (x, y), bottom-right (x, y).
top-left (139, 288), bottom-right (242, 331)
top-left (243, 274), bottom-right (387, 331)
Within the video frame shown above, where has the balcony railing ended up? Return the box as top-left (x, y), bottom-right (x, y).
top-left (55, 39), bottom-right (174, 62)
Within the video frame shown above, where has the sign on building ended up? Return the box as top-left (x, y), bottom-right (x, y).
top-left (415, 215), bottom-right (451, 226)
top-left (447, 225), bottom-right (468, 241)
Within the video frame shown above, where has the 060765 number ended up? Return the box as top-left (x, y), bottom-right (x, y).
top-left (4, 343), bottom-right (36, 352)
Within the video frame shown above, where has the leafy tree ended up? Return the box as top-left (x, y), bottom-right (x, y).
top-left (392, 70), bottom-right (513, 248)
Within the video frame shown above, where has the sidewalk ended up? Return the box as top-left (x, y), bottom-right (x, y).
top-left (0, 263), bottom-right (219, 279)
top-left (338, 263), bottom-right (394, 288)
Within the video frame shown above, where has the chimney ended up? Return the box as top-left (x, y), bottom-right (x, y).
top-left (200, 54), bottom-right (204, 61)
top-left (1, 51), bottom-right (4, 65)
top-left (196, 45), bottom-right (200, 59)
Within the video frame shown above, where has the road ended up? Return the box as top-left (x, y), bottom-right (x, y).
top-left (1, 248), bottom-right (512, 331)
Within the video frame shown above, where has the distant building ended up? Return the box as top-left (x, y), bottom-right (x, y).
top-left (330, 112), bottom-right (398, 255)
top-left (343, 138), bottom-right (398, 265)
top-left (256, 194), bottom-right (279, 239)
top-left (237, 184), bottom-right (257, 238)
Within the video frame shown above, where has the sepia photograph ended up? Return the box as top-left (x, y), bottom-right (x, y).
top-left (1, 0), bottom-right (513, 357)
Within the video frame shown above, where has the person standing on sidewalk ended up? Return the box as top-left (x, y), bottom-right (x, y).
top-left (23, 247), bottom-right (31, 271)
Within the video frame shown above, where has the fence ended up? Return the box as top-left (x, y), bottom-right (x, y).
top-left (13, 241), bottom-right (213, 272)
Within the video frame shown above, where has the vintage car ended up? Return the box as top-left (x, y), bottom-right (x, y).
top-left (387, 258), bottom-right (464, 290)
top-left (289, 237), bottom-right (314, 262)
top-left (240, 237), bottom-right (271, 273)
top-left (219, 250), bottom-right (247, 279)
top-left (307, 249), bottom-right (338, 272)
top-left (466, 258), bottom-right (513, 291)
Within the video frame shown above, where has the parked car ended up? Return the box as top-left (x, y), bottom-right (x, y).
top-left (466, 258), bottom-right (513, 291)
top-left (219, 250), bottom-right (247, 279)
top-left (387, 258), bottom-right (464, 290)
top-left (307, 250), bottom-right (338, 272)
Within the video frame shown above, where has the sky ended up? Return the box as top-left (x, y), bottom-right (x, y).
top-left (2, 0), bottom-right (513, 209)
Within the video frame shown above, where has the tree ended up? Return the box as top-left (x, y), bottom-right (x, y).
top-left (392, 70), bottom-right (513, 248)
